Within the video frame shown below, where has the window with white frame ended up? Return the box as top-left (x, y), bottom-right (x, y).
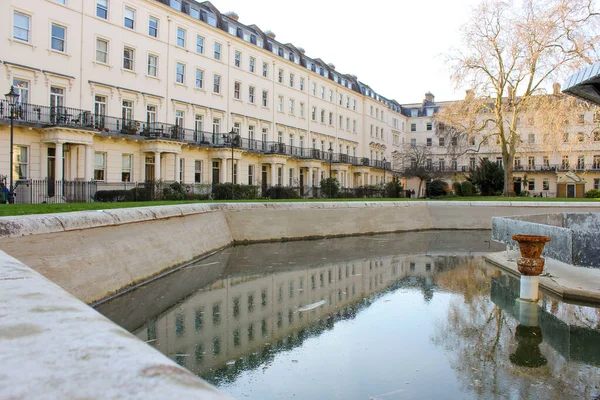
top-left (147, 54), bottom-right (158, 76)
top-left (249, 57), bottom-right (255, 73)
top-left (175, 110), bottom-right (184, 127)
top-left (263, 62), bottom-right (268, 78)
top-left (94, 152), bottom-right (106, 181)
top-left (195, 35), bottom-right (204, 54)
top-left (339, 115), bottom-right (343, 128)
top-left (321, 110), bottom-right (325, 123)
top-left (352, 100), bottom-right (356, 110)
top-left (96, 0), bottom-right (108, 19)
top-left (353, 120), bottom-right (357, 132)
top-left (289, 73), bottom-right (295, 88)
top-left (195, 69), bottom-right (203, 89)
top-left (262, 90), bottom-right (268, 107)
top-left (300, 103), bottom-right (305, 118)
top-left (122, 100), bottom-right (133, 121)
top-left (122, 154), bottom-right (132, 182)
top-left (320, 87), bottom-right (325, 99)
top-left (212, 118), bottom-right (220, 133)
top-left (312, 83), bottom-right (316, 96)
top-left (96, 38), bottom-right (108, 63)
top-left (328, 112), bottom-right (333, 125)
top-left (146, 104), bottom-right (156, 123)
top-left (13, 12), bottom-right (31, 42)
top-left (214, 43), bottom-right (221, 60)
top-left (339, 94), bottom-right (343, 106)
top-left (13, 79), bottom-right (30, 104)
top-left (123, 47), bottom-right (134, 70)
top-left (329, 90), bottom-right (333, 102)
top-left (124, 7), bottom-right (135, 29)
top-left (278, 96), bottom-right (283, 112)
top-left (234, 81), bottom-right (241, 100)
top-left (248, 125), bottom-right (255, 140)
top-left (195, 160), bottom-right (203, 183)
top-left (311, 107), bottom-right (316, 121)
top-left (289, 99), bottom-right (295, 115)
top-left (300, 77), bottom-right (305, 91)
top-left (13, 146), bottom-right (28, 180)
top-left (176, 27), bottom-right (186, 47)
top-left (170, 0), bottom-right (182, 10)
top-left (149, 16), bottom-right (158, 37)
top-left (249, 86), bottom-right (255, 103)
top-left (234, 51), bottom-right (241, 67)
top-left (94, 95), bottom-right (107, 125)
top-left (248, 165), bottom-right (254, 185)
top-left (194, 114), bottom-right (203, 132)
top-left (278, 69), bottom-right (283, 83)
top-left (179, 158), bottom-right (185, 182)
top-left (176, 63), bottom-right (185, 84)
top-left (51, 24), bottom-right (66, 52)
top-left (213, 75), bottom-right (221, 93)
top-left (595, 178), bottom-right (600, 190)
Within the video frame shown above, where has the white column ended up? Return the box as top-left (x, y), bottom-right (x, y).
top-left (40, 143), bottom-right (48, 180)
top-left (174, 153), bottom-right (180, 182)
top-left (221, 157), bottom-right (228, 183)
top-left (361, 173), bottom-right (365, 186)
top-left (154, 152), bottom-right (161, 181)
top-left (309, 168), bottom-right (314, 188)
top-left (271, 163), bottom-right (277, 186)
top-left (55, 142), bottom-right (64, 182)
top-left (85, 145), bottom-right (93, 181)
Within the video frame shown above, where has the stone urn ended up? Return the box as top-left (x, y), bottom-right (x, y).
top-left (512, 235), bottom-right (551, 276)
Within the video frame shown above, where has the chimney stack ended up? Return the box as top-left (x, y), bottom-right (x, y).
top-left (265, 30), bottom-right (276, 39)
top-left (224, 11), bottom-right (239, 21)
top-left (553, 83), bottom-right (561, 95)
top-left (424, 92), bottom-right (435, 103)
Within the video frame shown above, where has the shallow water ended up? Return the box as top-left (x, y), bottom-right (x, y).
top-left (97, 231), bottom-right (600, 400)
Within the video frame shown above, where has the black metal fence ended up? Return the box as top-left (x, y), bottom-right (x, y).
top-left (5, 180), bottom-right (407, 204)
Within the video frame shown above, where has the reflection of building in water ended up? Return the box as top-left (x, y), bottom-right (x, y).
top-left (133, 253), bottom-right (472, 377)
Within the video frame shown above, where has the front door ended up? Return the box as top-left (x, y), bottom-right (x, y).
top-left (212, 161), bottom-right (220, 184)
top-left (299, 169), bottom-right (305, 196)
top-left (47, 148), bottom-right (56, 197)
top-left (567, 184), bottom-right (576, 198)
top-left (145, 156), bottom-right (155, 182)
top-left (261, 165), bottom-right (268, 192)
top-left (513, 179), bottom-right (522, 195)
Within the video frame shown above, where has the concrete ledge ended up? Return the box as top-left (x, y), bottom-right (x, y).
top-left (0, 250), bottom-right (233, 400)
top-left (2, 201), bottom-right (600, 304)
top-left (485, 252), bottom-right (600, 304)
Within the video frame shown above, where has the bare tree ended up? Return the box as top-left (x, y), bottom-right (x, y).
top-left (393, 144), bottom-right (436, 197)
top-left (438, 0), bottom-right (600, 196)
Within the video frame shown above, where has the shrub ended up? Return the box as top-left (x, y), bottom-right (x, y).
top-left (384, 181), bottom-right (403, 198)
top-left (585, 189), bottom-right (600, 198)
top-left (461, 181), bottom-right (474, 197)
top-left (212, 183), bottom-right (259, 200)
top-left (428, 179), bottom-right (449, 197)
top-left (519, 190), bottom-right (530, 197)
top-left (93, 190), bottom-right (128, 202)
top-left (320, 178), bottom-right (340, 198)
top-left (452, 182), bottom-right (463, 196)
top-left (161, 182), bottom-right (186, 201)
top-left (471, 159), bottom-right (504, 196)
top-left (263, 185), bottom-right (301, 199)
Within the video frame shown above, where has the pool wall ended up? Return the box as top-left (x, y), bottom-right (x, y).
top-left (2, 201), bottom-right (600, 304)
top-left (2, 201), bottom-right (600, 399)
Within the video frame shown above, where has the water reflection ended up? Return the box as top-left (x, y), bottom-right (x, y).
top-left (97, 231), bottom-right (600, 400)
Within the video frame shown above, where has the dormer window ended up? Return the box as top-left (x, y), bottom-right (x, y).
top-left (278, 47), bottom-right (284, 57)
top-left (170, 0), bottom-right (181, 11)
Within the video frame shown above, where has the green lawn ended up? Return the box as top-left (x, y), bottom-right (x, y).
top-left (0, 196), bottom-right (598, 217)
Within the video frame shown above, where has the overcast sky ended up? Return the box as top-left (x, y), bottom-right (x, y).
top-left (212, 0), bottom-right (482, 104)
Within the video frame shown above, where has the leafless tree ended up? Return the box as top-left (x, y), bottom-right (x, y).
top-left (393, 144), bottom-right (437, 197)
top-left (438, 0), bottom-right (600, 195)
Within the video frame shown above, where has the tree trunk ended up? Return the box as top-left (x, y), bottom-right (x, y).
top-left (418, 179), bottom-right (423, 199)
top-left (503, 155), bottom-right (515, 197)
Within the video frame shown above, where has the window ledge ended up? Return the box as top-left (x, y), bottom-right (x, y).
top-left (175, 82), bottom-right (187, 89)
top-left (121, 68), bottom-right (138, 76)
top-left (248, 103), bottom-right (257, 107)
top-left (146, 75), bottom-right (160, 82)
top-left (261, 106), bottom-right (270, 111)
top-left (233, 98), bottom-right (242, 102)
top-left (48, 49), bottom-right (71, 58)
top-left (193, 87), bottom-right (205, 92)
top-left (212, 92), bottom-right (223, 98)
top-left (93, 61), bottom-right (112, 69)
top-left (8, 38), bottom-right (35, 49)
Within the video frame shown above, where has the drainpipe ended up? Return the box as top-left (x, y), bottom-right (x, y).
top-left (166, 17), bottom-right (172, 123)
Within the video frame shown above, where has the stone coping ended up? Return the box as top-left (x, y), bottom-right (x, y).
top-left (0, 249), bottom-right (234, 400)
top-left (2, 201), bottom-right (600, 239)
top-left (485, 252), bottom-right (600, 304)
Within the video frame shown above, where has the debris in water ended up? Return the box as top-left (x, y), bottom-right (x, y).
top-left (298, 300), bottom-right (327, 312)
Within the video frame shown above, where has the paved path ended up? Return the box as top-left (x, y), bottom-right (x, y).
top-left (486, 252), bottom-right (600, 304)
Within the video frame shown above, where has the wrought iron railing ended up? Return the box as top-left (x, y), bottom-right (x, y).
top-left (0, 99), bottom-right (392, 169)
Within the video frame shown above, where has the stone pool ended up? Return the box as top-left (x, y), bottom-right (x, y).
top-left (97, 231), bottom-right (600, 400)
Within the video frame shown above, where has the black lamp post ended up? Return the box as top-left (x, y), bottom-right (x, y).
top-left (383, 157), bottom-right (387, 184)
top-left (225, 129), bottom-right (238, 200)
top-left (328, 146), bottom-right (333, 179)
top-left (5, 86), bottom-right (20, 204)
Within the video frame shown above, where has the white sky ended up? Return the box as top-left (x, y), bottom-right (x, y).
top-left (211, 0), bottom-right (482, 104)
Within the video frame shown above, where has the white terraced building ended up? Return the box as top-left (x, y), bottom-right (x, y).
top-left (1, 0), bottom-right (599, 202)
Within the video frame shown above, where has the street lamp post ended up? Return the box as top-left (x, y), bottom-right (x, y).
top-left (226, 129), bottom-right (237, 200)
top-left (5, 86), bottom-right (20, 204)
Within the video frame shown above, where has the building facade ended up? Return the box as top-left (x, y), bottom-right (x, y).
top-left (1, 0), bottom-right (598, 202)
top-left (0, 0), bottom-right (402, 202)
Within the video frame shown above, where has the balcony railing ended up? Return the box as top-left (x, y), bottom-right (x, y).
top-left (0, 99), bottom-right (386, 171)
